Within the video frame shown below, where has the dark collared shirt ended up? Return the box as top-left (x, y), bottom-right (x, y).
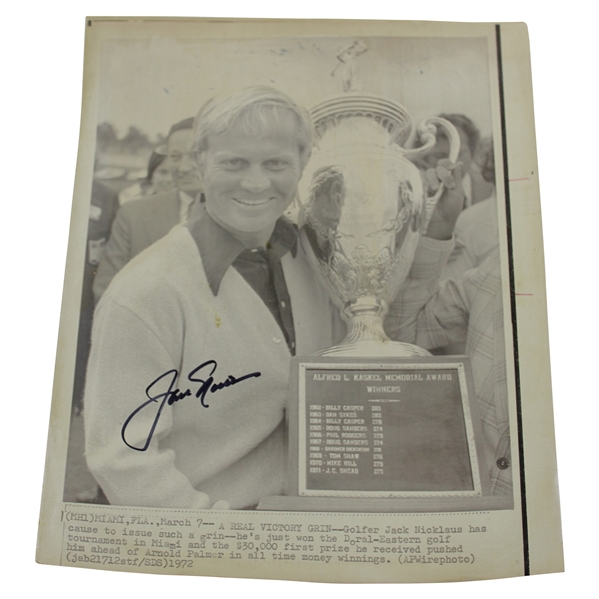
top-left (186, 206), bottom-right (297, 354)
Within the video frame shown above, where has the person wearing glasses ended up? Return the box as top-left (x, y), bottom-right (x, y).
top-left (93, 117), bottom-right (202, 302)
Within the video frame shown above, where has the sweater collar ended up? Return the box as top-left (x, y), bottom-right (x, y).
top-left (185, 205), bottom-right (298, 296)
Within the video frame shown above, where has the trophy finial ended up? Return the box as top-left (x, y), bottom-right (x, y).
top-left (332, 40), bottom-right (368, 92)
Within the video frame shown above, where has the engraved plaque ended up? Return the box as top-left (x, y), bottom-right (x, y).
top-left (293, 356), bottom-right (488, 496)
top-left (258, 356), bottom-right (511, 512)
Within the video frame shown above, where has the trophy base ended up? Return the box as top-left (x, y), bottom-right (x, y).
top-left (316, 339), bottom-right (432, 358)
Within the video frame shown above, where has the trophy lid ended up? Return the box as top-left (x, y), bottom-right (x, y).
top-left (311, 92), bottom-right (412, 147)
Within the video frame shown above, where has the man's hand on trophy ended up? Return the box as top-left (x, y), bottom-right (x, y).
top-left (424, 159), bottom-right (465, 240)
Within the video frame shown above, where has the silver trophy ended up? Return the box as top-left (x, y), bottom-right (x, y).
top-left (299, 93), bottom-right (460, 357)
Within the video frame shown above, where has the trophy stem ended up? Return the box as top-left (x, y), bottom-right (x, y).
top-left (313, 296), bottom-right (433, 357)
top-left (345, 313), bottom-right (389, 344)
top-left (343, 297), bottom-right (390, 344)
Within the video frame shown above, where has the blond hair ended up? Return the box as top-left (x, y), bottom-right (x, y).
top-left (192, 86), bottom-right (314, 164)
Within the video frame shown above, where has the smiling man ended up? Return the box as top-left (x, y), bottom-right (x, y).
top-left (84, 87), bottom-right (337, 510)
top-left (193, 90), bottom-right (306, 247)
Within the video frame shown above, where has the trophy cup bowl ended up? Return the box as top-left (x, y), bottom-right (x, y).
top-left (299, 93), bottom-right (460, 357)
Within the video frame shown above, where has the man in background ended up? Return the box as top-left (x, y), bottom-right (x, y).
top-left (92, 117), bottom-right (202, 301)
top-left (117, 150), bottom-right (174, 204)
top-left (443, 135), bottom-right (497, 281)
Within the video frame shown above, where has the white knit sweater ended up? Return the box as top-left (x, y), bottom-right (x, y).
top-left (84, 224), bottom-right (335, 509)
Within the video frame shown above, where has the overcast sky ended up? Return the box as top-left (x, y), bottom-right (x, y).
top-left (98, 35), bottom-right (492, 142)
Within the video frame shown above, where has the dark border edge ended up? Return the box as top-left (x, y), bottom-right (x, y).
top-left (495, 22), bottom-right (530, 576)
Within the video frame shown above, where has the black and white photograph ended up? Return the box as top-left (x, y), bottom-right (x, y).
top-left (62, 27), bottom-right (512, 514)
top-left (16, 11), bottom-right (568, 586)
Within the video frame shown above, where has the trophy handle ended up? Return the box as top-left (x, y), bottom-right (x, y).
top-left (402, 117), bottom-right (461, 229)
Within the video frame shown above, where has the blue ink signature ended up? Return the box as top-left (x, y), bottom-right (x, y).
top-left (121, 360), bottom-right (261, 451)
